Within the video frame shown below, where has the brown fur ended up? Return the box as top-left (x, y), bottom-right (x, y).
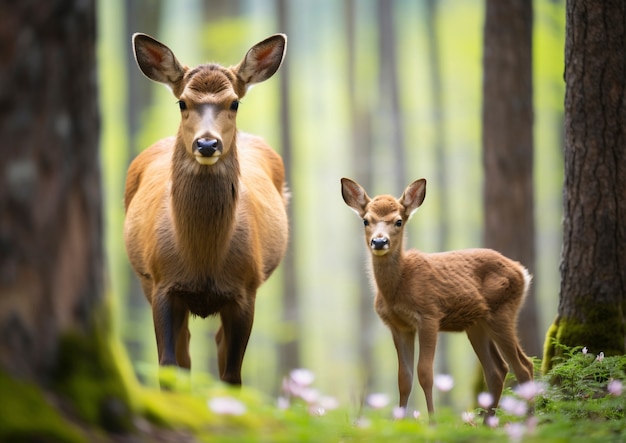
top-left (341, 177), bottom-right (534, 420)
top-left (124, 33), bottom-right (288, 385)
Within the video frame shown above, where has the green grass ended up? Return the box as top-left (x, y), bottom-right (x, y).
top-left (137, 345), bottom-right (626, 442)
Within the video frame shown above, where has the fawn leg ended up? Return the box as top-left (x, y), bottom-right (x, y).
top-left (466, 323), bottom-right (508, 416)
top-left (391, 328), bottom-right (416, 409)
top-left (416, 324), bottom-right (438, 417)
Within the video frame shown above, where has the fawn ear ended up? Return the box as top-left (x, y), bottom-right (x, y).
top-left (400, 179), bottom-right (426, 219)
top-left (341, 178), bottom-right (370, 217)
top-left (133, 33), bottom-right (187, 97)
top-left (235, 34), bottom-right (287, 89)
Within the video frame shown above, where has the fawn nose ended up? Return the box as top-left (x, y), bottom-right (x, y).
top-left (196, 138), bottom-right (221, 157)
top-left (371, 237), bottom-right (389, 250)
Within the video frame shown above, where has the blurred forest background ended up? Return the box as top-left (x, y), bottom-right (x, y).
top-left (98, 0), bottom-right (565, 413)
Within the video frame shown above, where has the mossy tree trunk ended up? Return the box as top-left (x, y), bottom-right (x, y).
top-left (0, 0), bottom-right (132, 436)
top-left (482, 0), bottom-right (541, 358)
top-left (543, 0), bottom-right (626, 372)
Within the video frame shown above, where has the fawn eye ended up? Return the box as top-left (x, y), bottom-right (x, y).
top-left (178, 100), bottom-right (187, 111)
top-left (395, 219), bottom-right (403, 227)
top-left (363, 219), bottom-right (369, 227)
top-left (230, 100), bottom-right (239, 111)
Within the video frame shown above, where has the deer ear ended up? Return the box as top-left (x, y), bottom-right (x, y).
top-left (400, 179), bottom-right (426, 219)
top-left (235, 34), bottom-right (287, 88)
top-left (341, 178), bottom-right (370, 217)
top-left (133, 33), bottom-right (187, 96)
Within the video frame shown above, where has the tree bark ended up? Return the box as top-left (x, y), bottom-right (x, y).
top-left (544, 0), bottom-right (626, 370)
top-left (0, 0), bottom-right (136, 435)
top-left (0, 0), bottom-right (102, 379)
top-left (482, 0), bottom-right (541, 357)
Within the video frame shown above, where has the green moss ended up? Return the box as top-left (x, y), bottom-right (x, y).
top-left (542, 320), bottom-right (559, 374)
top-left (0, 371), bottom-right (86, 443)
top-left (52, 302), bottom-right (134, 433)
top-left (542, 303), bottom-right (625, 373)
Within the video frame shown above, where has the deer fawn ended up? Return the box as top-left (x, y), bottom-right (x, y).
top-left (341, 177), bottom-right (534, 419)
top-left (124, 33), bottom-right (289, 385)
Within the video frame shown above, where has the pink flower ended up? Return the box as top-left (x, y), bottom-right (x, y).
top-left (290, 368), bottom-right (315, 386)
top-left (486, 415), bottom-right (499, 428)
top-left (208, 396), bottom-right (247, 416)
top-left (366, 393), bottom-right (390, 409)
top-left (478, 392), bottom-right (494, 409)
top-left (515, 381), bottom-right (546, 401)
top-left (392, 406), bottom-right (406, 420)
top-left (608, 379), bottom-right (623, 396)
top-left (500, 396), bottom-right (528, 417)
top-left (505, 422), bottom-right (525, 442)
top-left (434, 374), bottom-right (454, 392)
top-left (412, 410), bottom-right (421, 419)
top-left (461, 411), bottom-right (475, 424)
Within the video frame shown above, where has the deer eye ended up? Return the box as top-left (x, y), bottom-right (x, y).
top-left (363, 219), bottom-right (369, 227)
top-left (230, 100), bottom-right (239, 111)
top-left (395, 219), bottom-right (403, 227)
top-left (178, 100), bottom-right (187, 111)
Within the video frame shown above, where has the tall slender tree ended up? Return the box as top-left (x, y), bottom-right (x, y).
top-left (544, 0), bottom-right (626, 370)
top-left (345, 0), bottom-right (377, 392)
top-left (377, 0), bottom-right (406, 195)
top-left (277, 0), bottom-right (301, 376)
top-left (482, 0), bottom-right (541, 357)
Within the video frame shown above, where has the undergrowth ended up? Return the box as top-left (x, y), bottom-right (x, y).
top-left (134, 342), bottom-right (626, 442)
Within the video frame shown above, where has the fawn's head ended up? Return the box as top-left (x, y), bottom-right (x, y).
top-left (341, 178), bottom-right (427, 256)
top-left (132, 33), bottom-right (286, 166)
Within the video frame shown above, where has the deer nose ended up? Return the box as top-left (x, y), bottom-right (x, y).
top-left (371, 237), bottom-right (389, 250)
top-left (196, 138), bottom-right (221, 157)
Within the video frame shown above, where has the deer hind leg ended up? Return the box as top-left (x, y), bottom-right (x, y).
top-left (488, 317), bottom-right (534, 385)
top-left (466, 323), bottom-right (508, 416)
top-left (216, 297), bottom-right (256, 385)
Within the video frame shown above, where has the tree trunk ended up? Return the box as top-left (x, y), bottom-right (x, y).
top-left (0, 0), bottom-right (133, 434)
top-left (346, 0), bottom-right (377, 393)
top-left (377, 0), bottom-right (406, 195)
top-left (482, 0), bottom-right (541, 357)
top-left (544, 0), bottom-right (626, 370)
top-left (277, 0), bottom-right (301, 375)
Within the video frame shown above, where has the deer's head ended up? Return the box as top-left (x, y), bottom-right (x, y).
top-left (341, 178), bottom-right (427, 256)
top-left (132, 33), bottom-right (286, 166)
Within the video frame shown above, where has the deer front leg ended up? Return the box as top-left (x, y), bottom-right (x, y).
top-left (217, 298), bottom-right (256, 385)
top-left (416, 323), bottom-right (438, 417)
top-left (152, 289), bottom-right (189, 368)
top-left (391, 328), bottom-right (415, 409)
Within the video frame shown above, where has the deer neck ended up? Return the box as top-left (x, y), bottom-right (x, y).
top-left (170, 138), bottom-right (240, 273)
top-left (370, 249), bottom-right (405, 299)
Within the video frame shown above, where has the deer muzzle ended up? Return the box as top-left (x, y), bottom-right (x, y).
top-left (195, 138), bottom-right (222, 165)
top-left (370, 236), bottom-right (390, 256)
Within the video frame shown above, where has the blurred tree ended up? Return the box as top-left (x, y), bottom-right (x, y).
top-left (0, 0), bottom-right (132, 432)
top-left (124, 0), bottom-right (163, 366)
top-left (425, 0), bottom-right (451, 406)
top-left (482, 0), bottom-right (541, 357)
top-left (277, 0), bottom-right (301, 375)
top-left (377, 0), bottom-right (406, 194)
top-left (346, 0), bottom-right (377, 392)
top-left (543, 0), bottom-right (626, 370)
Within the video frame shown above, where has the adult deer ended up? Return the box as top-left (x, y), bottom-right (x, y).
top-left (341, 177), bottom-right (534, 419)
top-left (124, 33), bottom-right (289, 385)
